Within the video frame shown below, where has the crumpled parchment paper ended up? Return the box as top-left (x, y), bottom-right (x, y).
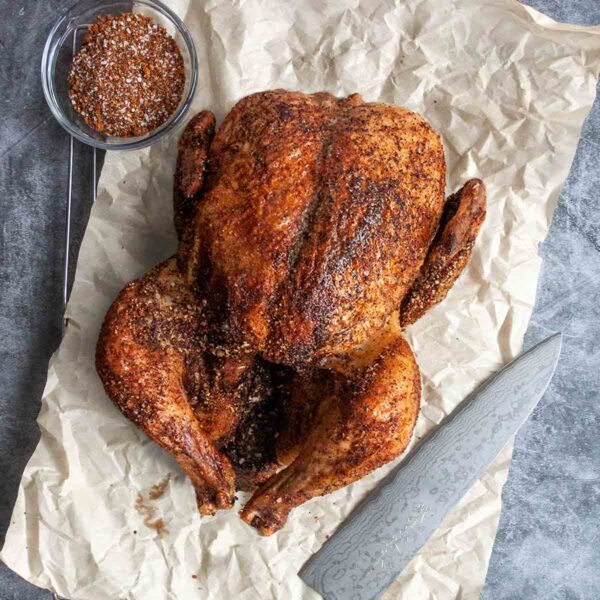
top-left (3, 1), bottom-right (600, 598)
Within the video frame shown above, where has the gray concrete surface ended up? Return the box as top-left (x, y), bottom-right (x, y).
top-left (0, 0), bottom-right (598, 598)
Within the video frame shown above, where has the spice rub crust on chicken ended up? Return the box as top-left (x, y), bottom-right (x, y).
top-left (96, 89), bottom-right (486, 535)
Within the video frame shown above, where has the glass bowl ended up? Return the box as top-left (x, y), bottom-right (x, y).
top-left (41, 0), bottom-right (198, 150)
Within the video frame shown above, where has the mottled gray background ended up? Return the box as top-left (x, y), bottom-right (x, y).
top-left (0, 1), bottom-right (599, 599)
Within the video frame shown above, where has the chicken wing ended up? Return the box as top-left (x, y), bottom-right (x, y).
top-left (173, 110), bottom-right (215, 239)
top-left (401, 178), bottom-right (486, 327)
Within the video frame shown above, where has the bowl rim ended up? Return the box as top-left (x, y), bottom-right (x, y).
top-left (41, 0), bottom-right (198, 151)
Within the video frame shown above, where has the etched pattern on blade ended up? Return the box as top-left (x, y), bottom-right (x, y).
top-left (299, 334), bottom-right (562, 600)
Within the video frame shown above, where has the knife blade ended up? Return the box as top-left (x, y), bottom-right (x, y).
top-left (299, 333), bottom-right (562, 600)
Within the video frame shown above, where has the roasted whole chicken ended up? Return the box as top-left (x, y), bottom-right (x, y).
top-left (96, 90), bottom-right (485, 535)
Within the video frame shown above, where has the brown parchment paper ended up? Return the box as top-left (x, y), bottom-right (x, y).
top-left (3, 1), bottom-right (600, 598)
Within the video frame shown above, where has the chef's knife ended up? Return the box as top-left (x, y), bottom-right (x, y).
top-left (299, 333), bottom-right (562, 600)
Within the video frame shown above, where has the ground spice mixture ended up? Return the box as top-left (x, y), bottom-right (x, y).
top-left (68, 12), bottom-right (185, 137)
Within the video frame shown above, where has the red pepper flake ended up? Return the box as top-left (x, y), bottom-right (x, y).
top-left (68, 12), bottom-right (185, 137)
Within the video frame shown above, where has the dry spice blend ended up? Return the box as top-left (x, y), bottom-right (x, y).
top-left (68, 13), bottom-right (185, 137)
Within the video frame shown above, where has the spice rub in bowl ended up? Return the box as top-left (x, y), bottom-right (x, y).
top-left (68, 12), bottom-right (185, 138)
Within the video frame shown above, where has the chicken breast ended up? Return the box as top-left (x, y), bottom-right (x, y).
top-left (182, 90), bottom-right (446, 365)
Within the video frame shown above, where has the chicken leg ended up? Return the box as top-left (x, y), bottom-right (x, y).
top-left (96, 259), bottom-right (237, 514)
top-left (240, 314), bottom-right (420, 535)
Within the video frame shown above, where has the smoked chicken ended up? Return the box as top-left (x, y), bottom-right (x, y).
top-left (96, 89), bottom-right (486, 535)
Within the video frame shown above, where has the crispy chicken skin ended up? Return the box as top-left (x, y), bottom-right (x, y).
top-left (172, 111), bottom-right (215, 240)
top-left (96, 89), bottom-right (486, 534)
top-left (400, 178), bottom-right (486, 327)
top-left (184, 90), bottom-right (446, 364)
top-left (241, 315), bottom-right (421, 535)
top-left (96, 259), bottom-right (237, 514)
